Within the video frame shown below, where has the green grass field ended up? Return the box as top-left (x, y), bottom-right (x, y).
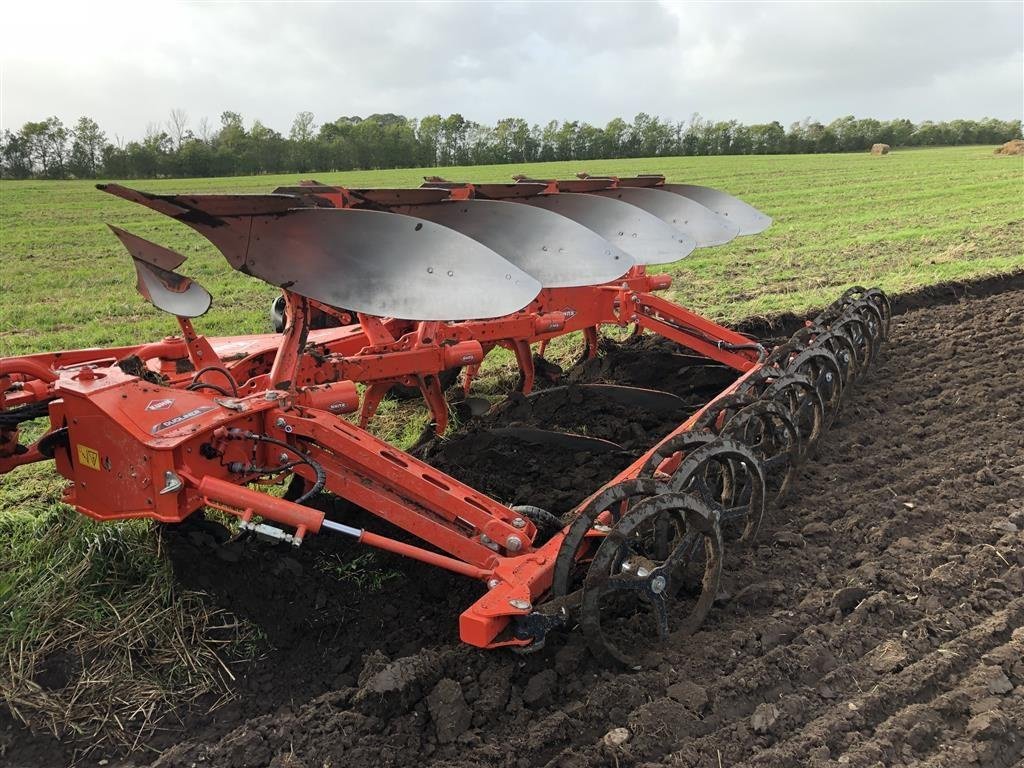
top-left (2, 146), bottom-right (1021, 357)
top-left (1, 145), bottom-right (1022, 748)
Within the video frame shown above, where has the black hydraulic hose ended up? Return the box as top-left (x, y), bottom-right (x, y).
top-left (186, 381), bottom-right (233, 397)
top-left (0, 401), bottom-right (52, 428)
top-left (232, 430), bottom-right (326, 505)
top-left (190, 366), bottom-right (239, 397)
top-left (651, 313), bottom-right (766, 362)
top-left (719, 340), bottom-right (768, 363)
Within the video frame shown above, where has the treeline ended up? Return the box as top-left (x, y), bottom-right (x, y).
top-left (2, 110), bottom-right (1020, 180)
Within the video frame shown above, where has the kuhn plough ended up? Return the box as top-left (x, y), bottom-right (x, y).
top-left (0, 174), bottom-right (888, 666)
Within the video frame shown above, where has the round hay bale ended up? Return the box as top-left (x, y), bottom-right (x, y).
top-left (994, 139), bottom-right (1024, 156)
top-left (870, 143), bottom-right (891, 155)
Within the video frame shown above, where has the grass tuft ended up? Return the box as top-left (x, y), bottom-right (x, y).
top-left (0, 473), bottom-right (257, 754)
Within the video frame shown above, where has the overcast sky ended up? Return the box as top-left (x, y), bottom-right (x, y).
top-left (2, 1), bottom-right (1021, 139)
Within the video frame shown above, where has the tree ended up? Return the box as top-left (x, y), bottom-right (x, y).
top-left (417, 114), bottom-right (443, 166)
top-left (20, 117), bottom-right (69, 177)
top-left (3, 108), bottom-right (1020, 180)
top-left (68, 117), bottom-right (107, 177)
top-left (289, 111), bottom-right (317, 143)
top-left (603, 117), bottom-right (629, 157)
top-left (288, 111), bottom-right (317, 172)
top-left (492, 117), bottom-right (532, 163)
top-left (1, 130), bottom-right (33, 178)
top-left (439, 114), bottom-right (468, 165)
top-left (538, 120), bottom-right (559, 162)
top-left (167, 108), bottom-right (189, 150)
top-left (249, 120), bottom-right (286, 174)
top-left (195, 116), bottom-right (214, 142)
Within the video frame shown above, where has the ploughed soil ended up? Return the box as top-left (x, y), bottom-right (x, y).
top-left (416, 353), bottom-right (738, 516)
top-left (5, 275), bottom-right (1024, 767)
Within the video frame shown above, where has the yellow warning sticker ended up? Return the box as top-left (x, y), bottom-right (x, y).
top-left (76, 444), bottom-right (101, 471)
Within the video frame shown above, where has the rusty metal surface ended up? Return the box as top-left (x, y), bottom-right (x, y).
top-left (470, 183), bottom-right (549, 199)
top-left (510, 177), bottom-right (615, 193)
top-left (604, 175), bottom-right (666, 188)
top-left (108, 225), bottom-right (186, 271)
top-left (350, 188), bottom-right (453, 206)
top-left (99, 184), bottom-right (301, 217)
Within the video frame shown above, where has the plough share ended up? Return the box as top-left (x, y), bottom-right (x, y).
top-left (0, 173), bottom-right (888, 666)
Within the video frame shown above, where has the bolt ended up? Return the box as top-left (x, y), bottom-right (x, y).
top-left (275, 417), bottom-right (287, 428)
top-left (636, 566), bottom-right (650, 578)
top-left (650, 575), bottom-right (667, 594)
top-left (279, 452), bottom-right (290, 463)
top-left (509, 598), bottom-right (531, 611)
top-left (505, 535), bottom-right (523, 552)
top-left (511, 517), bottom-right (526, 529)
top-left (487, 578), bottom-right (500, 589)
top-left (265, 391), bottom-right (280, 400)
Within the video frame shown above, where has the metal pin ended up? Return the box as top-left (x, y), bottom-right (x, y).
top-left (159, 470), bottom-right (183, 495)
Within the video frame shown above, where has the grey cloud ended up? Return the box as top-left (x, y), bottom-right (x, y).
top-left (1, 1), bottom-right (1019, 139)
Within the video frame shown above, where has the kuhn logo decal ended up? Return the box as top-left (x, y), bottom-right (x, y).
top-left (145, 398), bottom-right (175, 412)
top-left (562, 307), bottom-right (577, 319)
top-left (151, 405), bottom-right (216, 434)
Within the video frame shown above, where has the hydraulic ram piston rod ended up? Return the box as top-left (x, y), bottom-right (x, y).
top-left (321, 519), bottom-right (491, 581)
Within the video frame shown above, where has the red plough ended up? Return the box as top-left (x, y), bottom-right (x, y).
top-left (0, 174), bottom-right (888, 666)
